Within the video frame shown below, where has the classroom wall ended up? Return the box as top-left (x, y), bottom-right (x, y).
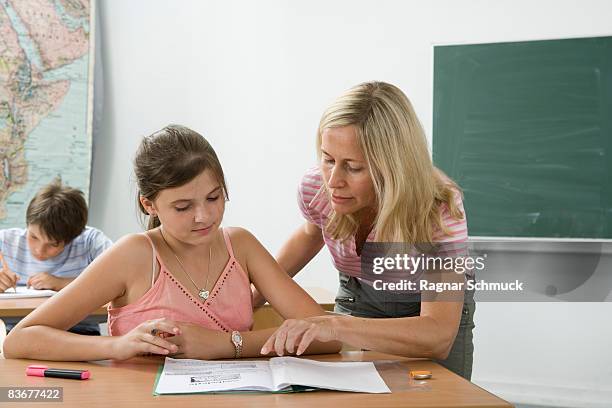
top-left (89, 1), bottom-right (612, 406)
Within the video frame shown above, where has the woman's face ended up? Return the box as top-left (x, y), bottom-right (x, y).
top-left (141, 169), bottom-right (225, 246)
top-left (320, 125), bottom-right (377, 218)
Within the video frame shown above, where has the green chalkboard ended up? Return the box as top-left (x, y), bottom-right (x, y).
top-left (433, 36), bottom-right (612, 239)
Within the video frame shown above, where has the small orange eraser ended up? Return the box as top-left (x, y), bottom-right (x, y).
top-left (410, 370), bottom-right (432, 379)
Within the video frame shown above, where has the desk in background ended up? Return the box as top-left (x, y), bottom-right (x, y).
top-left (0, 296), bottom-right (106, 318)
top-left (0, 286), bottom-right (336, 331)
top-left (0, 286), bottom-right (336, 320)
top-left (0, 351), bottom-right (512, 408)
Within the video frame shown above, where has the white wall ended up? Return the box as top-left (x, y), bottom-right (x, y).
top-left (89, 1), bottom-right (612, 406)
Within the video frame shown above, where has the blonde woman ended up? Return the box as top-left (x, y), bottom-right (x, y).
top-left (258, 82), bottom-right (475, 379)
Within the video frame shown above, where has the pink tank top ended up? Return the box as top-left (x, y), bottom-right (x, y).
top-left (107, 228), bottom-right (253, 336)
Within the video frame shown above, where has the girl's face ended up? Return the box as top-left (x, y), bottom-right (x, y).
top-left (141, 169), bottom-right (225, 246)
top-left (320, 125), bottom-right (377, 218)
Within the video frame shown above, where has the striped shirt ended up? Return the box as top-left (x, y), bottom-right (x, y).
top-left (0, 226), bottom-right (113, 284)
top-left (298, 167), bottom-right (468, 278)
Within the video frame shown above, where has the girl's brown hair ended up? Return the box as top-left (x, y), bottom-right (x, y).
top-left (134, 125), bottom-right (228, 230)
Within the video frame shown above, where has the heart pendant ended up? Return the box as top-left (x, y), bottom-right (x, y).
top-left (199, 289), bottom-right (210, 300)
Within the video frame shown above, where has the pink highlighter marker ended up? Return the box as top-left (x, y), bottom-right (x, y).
top-left (26, 365), bottom-right (90, 380)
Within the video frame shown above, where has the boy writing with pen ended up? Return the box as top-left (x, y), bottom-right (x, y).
top-left (0, 178), bottom-right (112, 334)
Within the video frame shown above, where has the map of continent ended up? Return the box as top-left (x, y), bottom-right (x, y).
top-left (0, 0), bottom-right (93, 228)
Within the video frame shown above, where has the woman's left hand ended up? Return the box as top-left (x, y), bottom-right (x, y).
top-left (165, 322), bottom-right (228, 359)
top-left (261, 315), bottom-right (341, 356)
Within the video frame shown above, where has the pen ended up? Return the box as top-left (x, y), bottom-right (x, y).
top-left (26, 365), bottom-right (91, 380)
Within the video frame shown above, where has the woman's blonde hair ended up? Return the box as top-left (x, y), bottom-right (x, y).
top-left (317, 81), bottom-right (464, 244)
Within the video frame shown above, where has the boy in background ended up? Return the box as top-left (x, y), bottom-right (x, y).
top-left (0, 179), bottom-right (112, 334)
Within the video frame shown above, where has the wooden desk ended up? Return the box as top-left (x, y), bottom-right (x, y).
top-left (0, 352), bottom-right (512, 408)
top-left (0, 297), bottom-right (107, 318)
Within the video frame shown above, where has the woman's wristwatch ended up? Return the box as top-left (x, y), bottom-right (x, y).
top-left (231, 331), bottom-right (243, 358)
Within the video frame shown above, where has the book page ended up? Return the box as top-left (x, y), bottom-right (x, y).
top-left (155, 358), bottom-right (279, 394)
top-left (270, 357), bottom-right (391, 393)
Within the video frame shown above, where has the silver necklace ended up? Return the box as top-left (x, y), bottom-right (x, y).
top-left (160, 229), bottom-right (212, 300)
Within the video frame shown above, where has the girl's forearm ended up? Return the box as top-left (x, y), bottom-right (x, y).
top-left (213, 328), bottom-right (341, 359)
top-left (3, 325), bottom-right (117, 361)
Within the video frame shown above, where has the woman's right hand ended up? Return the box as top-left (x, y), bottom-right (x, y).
top-left (111, 318), bottom-right (182, 360)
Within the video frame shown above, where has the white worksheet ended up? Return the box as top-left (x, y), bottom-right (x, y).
top-left (0, 286), bottom-right (56, 298)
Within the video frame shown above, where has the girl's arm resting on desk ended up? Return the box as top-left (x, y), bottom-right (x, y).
top-left (3, 319), bottom-right (180, 361)
top-left (164, 324), bottom-right (335, 360)
top-left (252, 222), bottom-right (324, 307)
top-left (2, 235), bottom-right (179, 361)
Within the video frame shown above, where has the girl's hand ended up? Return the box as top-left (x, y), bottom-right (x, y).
top-left (261, 315), bottom-right (341, 356)
top-left (165, 323), bottom-right (227, 360)
top-left (111, 318), bottom-right (181, 360)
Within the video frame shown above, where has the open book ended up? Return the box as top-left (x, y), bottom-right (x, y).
top-left (154, 356), bottom-right (391, 394)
